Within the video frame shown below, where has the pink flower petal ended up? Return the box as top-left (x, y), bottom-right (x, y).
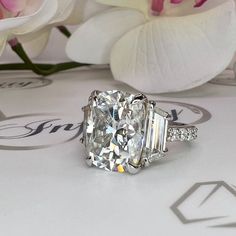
top-left (151, 0), bottom-right (165, 14)
top-left (170, 0), bottom-right (183, 4)
top-left (0, 0), bottom-right (27, 13)
top-left (194, 0), bottom-right (208, 7)
top-left (0, 8), bottom-right (3, 18)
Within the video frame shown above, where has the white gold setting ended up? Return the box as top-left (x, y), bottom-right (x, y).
top-left (82, 90), bottom-right (198, 174)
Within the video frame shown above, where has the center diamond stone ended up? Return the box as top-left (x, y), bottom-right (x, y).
top-left (83, 90), bottom-right (147, 172)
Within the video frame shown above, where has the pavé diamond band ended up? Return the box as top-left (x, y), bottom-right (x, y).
top-left (81, 90), bottom-right (198, 174)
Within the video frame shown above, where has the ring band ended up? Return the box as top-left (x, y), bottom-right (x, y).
top-left (81, 90), bottom-right (198, 174)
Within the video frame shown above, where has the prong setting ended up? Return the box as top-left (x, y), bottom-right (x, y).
top-left (85, 156), bottom-right (93, 167)
top-left (91, 90), bottom-right (101, 97)
top-left (133, 93), bottom-right (148, 103)
top-left (80, 137), bottom-right (84, 144)
top-left (126, 162), bottom-right (141, 175)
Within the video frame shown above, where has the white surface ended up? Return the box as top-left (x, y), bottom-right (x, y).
top-left (0, 69), bottom-right (235, 236)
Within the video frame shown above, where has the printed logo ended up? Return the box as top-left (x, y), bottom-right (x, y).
top-left (0, 77), bottom-right (52, 89)
top-left (171, 181), bottom-right (236, 228)
top-left (158, 101), bottom-right (211, 125)
top-left (0, 111), bottom-right (81, 150)
top-left (210, 65), bottom-right (236, 86)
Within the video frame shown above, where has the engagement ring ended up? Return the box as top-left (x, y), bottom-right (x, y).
top-left (81, 90), bottom-right (198, 174)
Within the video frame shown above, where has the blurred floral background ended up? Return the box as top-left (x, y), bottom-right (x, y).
top-left (1, 0), bottom-right (236, 93)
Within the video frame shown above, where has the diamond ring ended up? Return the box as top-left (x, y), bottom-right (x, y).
top-left (81, 90), bottom-right (198, 174)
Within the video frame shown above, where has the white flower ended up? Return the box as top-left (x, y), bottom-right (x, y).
top-left (0, 0), bottom-right (109, 58)
top-left (66, 0), bottom-right (236, 93)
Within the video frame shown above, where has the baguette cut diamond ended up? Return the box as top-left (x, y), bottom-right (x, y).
top-left (142, 103), bottom-right (169, 165)
top-left (83, 90), bottom-right (147, 172)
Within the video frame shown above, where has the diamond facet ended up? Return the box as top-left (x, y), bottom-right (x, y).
top-left (142, 102), bottom-right (169, 165)
top-left (83, 90), bottom-right (147, 172)
top-left (167, 127), bottom-right (198, 142)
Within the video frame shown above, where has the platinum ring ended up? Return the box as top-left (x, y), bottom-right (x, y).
top-left (81, 90), bottom-right (198, 174)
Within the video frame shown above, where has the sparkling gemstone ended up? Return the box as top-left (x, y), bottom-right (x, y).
top-left (142, 103), bottom-right (169, 165)
top-left (83, 90), bottom-right (147, 172)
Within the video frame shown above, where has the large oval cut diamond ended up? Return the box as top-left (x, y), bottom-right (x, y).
top-left (83, 90), bottom-right (147, 172)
